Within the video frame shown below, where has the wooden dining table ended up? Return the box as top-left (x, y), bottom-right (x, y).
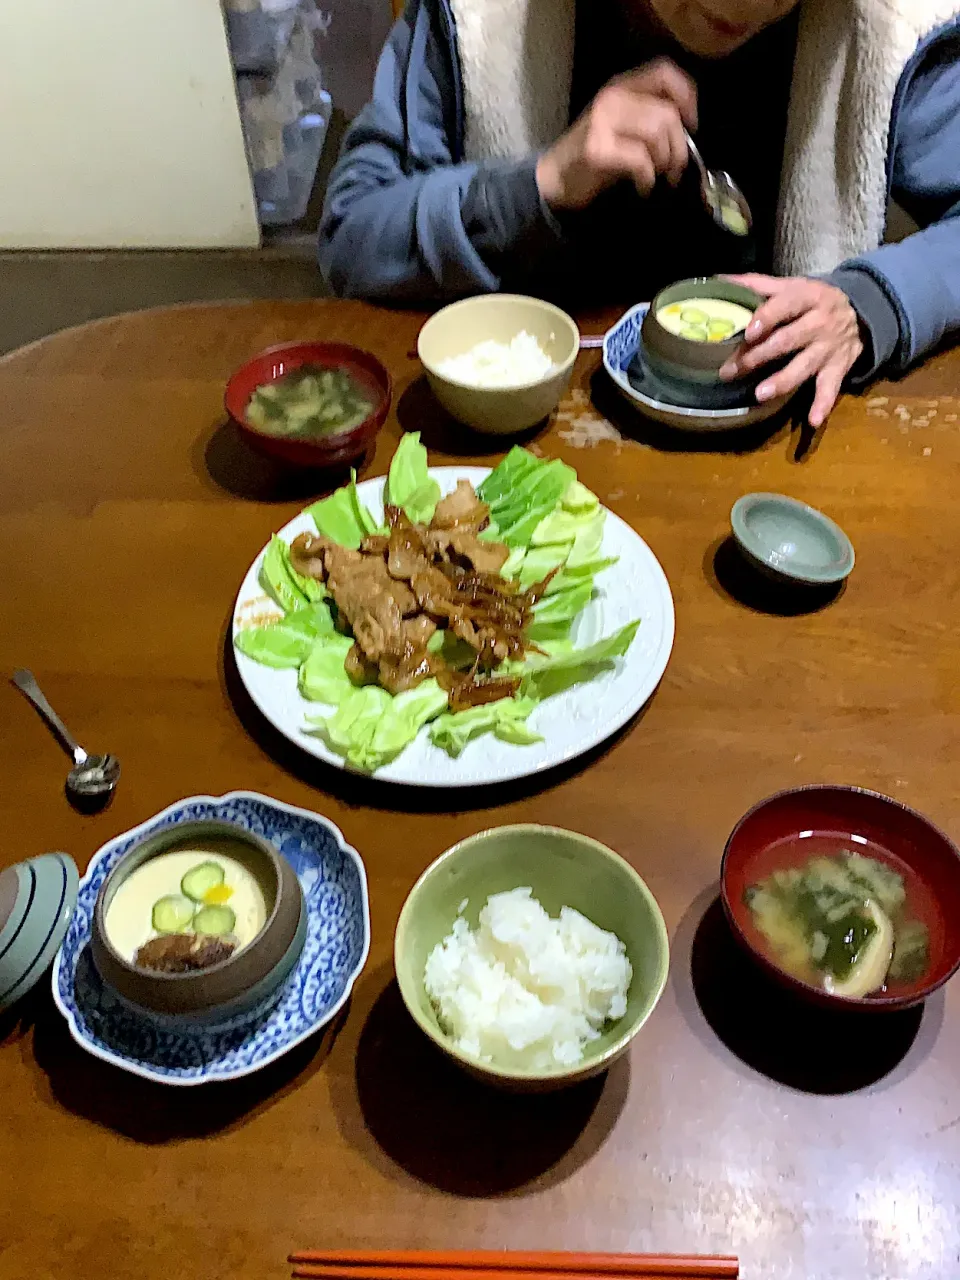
top-left (0, 299), bottom-right (958, 1280)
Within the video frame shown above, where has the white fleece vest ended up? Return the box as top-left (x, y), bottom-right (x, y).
top-left (448, 0), bottom-right (959, 276)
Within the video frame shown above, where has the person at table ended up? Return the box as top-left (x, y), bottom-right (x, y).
top-left (317, 0), bottom-right (960, 426)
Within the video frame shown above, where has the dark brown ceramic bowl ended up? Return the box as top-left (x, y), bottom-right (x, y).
top-left (91, 820), bottom-right (306, 1024)
top-left (641, 278), bottom-right (765, 400)
top-left (721, 785), bottom-right (960, 1011)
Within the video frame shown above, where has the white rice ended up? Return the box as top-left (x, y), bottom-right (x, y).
top-left (435, 332), bottom-right (556, 388)
top-left (423, 887), bottom-right (632, 1071)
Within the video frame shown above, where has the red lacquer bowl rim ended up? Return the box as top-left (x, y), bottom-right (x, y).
top-left (720, 783), bottom-right (960, 1011)
top-left (223, 340), bottom-right (392, 464)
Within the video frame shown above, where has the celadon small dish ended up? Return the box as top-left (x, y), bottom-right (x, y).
top-left (0, 853), bottom-right (78, 1013)
top-left (394, 824), bottom-right (669, 1092)
top-left (731, 493), bottom-right (855, 585)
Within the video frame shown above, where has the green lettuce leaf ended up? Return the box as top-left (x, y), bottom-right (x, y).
top-left (297, 634), bottom-right (354, 701)
top-left (476, 446), bottom-right (542, 505)
top-left (477, 449), bottom-right (577, 548)
top-left (259, 535), bottom-right (319, 612)
top-left (307, 470), bottom-right (380, 548)
top-left (531, 580), bottom-right (594, 626)
top-left (429, 695), bottom-right (541, 757)
top-left (234, 625), bottom-right (314, 669)
top-left (561, 480), bottom-right (600, 514)
top-left (385, 431), bottom-right (441, 523)
top-left (306, 679), bottom-right (448, 772)
top-left (349, 469), bottom-right (381, 537)
top-left (234, 602), bottom-right (334, 670)
top-left (547, 558), bottom-right (618, 588)
top-left (519, 621), bottom-right (640, 702)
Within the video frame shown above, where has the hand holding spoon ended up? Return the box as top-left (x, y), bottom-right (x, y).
top-left (12, 669), bottom-right (120, 802)
top-left (684, 131), bottom-right (753, 237)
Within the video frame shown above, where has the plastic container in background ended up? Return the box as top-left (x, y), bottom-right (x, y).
top-left (224, 0), bottom-right (304, 74)
top-left (237, 8), bottom-right (332, 225)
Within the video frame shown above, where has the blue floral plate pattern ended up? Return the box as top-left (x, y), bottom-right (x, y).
top-left (603, 302), bottom-right (789, 431)
top-left (52, 792), bottom-right (370, 1086)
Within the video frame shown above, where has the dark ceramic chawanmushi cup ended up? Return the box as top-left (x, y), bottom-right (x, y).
top-left (92, 819), bottom-right (306, 1025)
top-left (640, 278), bottom-right (767, 410)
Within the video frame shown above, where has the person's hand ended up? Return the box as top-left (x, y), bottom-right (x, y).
top-left (719, 275), bottom-right (863, 427)
top-left (536, 59), bottom-right (698, 211)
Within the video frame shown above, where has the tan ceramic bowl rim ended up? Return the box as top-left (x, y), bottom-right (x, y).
top-left (394, 822), bottom-right (670, 1082)
top-left (94, 820), bottom-right (287, 984)
top-left (417, 295), bottom-right (580, 393)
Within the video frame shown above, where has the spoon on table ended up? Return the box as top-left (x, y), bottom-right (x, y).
top-left (684, 131), bottom-right (753, 238)
top-left (12, 669), bottom-right (121, 802)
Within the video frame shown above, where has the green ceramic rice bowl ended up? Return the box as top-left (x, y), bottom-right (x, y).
top-left (394, 824), bottom-right (669, 1091)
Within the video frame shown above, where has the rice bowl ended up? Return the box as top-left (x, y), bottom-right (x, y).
top-left (395, 823), bottom-right (669, 1091)
top-left (417, 295), bottom-right (579, 435)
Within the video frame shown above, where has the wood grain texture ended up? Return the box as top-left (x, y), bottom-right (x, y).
top-left (0, 300), bottom-right (958, 1280)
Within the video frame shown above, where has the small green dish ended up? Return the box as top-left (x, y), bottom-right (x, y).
top-left (394, 824), bottom-right (669, 1091)
top-left (731, 493), bottom-right (855, 585)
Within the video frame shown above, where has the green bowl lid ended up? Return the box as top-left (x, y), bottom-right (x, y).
top-left (0, 853), bottom-right (80, 1012)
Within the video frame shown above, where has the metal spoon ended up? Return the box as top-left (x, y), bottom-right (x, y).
top-left (684, 131), bottom-right (753, 238)
top-left (12, 669), bottom-right (120, 801)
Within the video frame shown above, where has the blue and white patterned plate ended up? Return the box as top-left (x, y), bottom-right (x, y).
top-left (51, 792), bottom-right (370, 1086)
top-left (603, 302), bottom-right (789, 431)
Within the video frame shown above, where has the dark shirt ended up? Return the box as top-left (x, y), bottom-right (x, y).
top-left (523, 2), bottom-right (799, 305)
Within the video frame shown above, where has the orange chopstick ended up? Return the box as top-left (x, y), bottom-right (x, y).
top-left (290, 1267), bottom-right (736, 1280)
top-left (287, 1253), bottom-right (739, 1280)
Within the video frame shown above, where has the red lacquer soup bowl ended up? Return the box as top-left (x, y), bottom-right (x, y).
top-left (721, 785), bottom-right (960, 1011)
top-left (224, 341), bottom-right (391, 468)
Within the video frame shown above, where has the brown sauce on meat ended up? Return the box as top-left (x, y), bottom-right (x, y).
top-left (288, 481), bottom-right (552, 706)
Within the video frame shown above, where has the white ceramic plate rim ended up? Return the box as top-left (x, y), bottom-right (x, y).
top-left (231, 466), bottom-right (675, 786)
top-left (50, 790), bottom-right (371, 1085)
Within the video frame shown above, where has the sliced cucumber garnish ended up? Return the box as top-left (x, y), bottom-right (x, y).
top-left (181, 860), bottom-right (226, 903)
top-left (708, 320), bottom-right (736, 338)
top-left (152, 894), bottom-right (196, 933)
top-left (193, 904), bottom-right (237, 936)
top-left (681, 325), bottom-right (709, 342)
top-left (680, 308), bottom-right (708, 325)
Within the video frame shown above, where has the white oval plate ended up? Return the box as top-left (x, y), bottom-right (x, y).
top-left (232, 467), bottom-right (675, 787)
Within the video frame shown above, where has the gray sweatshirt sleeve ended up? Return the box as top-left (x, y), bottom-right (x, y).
top-left (318, 0), bottom-right (561, 301)
top-left (824, 25), bottom-right (960, 379)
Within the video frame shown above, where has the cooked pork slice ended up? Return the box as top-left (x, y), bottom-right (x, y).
top-left (345, 643), bottom-right (378, 684)
top-left (375, 615), bottom-right (439, 694)
top-left (325, 543), bottom-right (418, 661)
top-left (424, 528), bottom-right (510, 575)
top-left (360, 534), bottom-right (390, 557)
top-left (289, 532), bottom-right (337, 581)
top-left (384, 504), bottom-right (434, 581)
top-left (327, 542), bottom-right (417, 616)
top-left (431, 480), bottom-right (490, 532)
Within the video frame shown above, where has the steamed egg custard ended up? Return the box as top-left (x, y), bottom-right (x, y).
top-left (745, 841), bottom-right (930, 999)
top-left (657, 298), bottom-right (754, 344)
top-left (105, 840), bottom-right (269, 974)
